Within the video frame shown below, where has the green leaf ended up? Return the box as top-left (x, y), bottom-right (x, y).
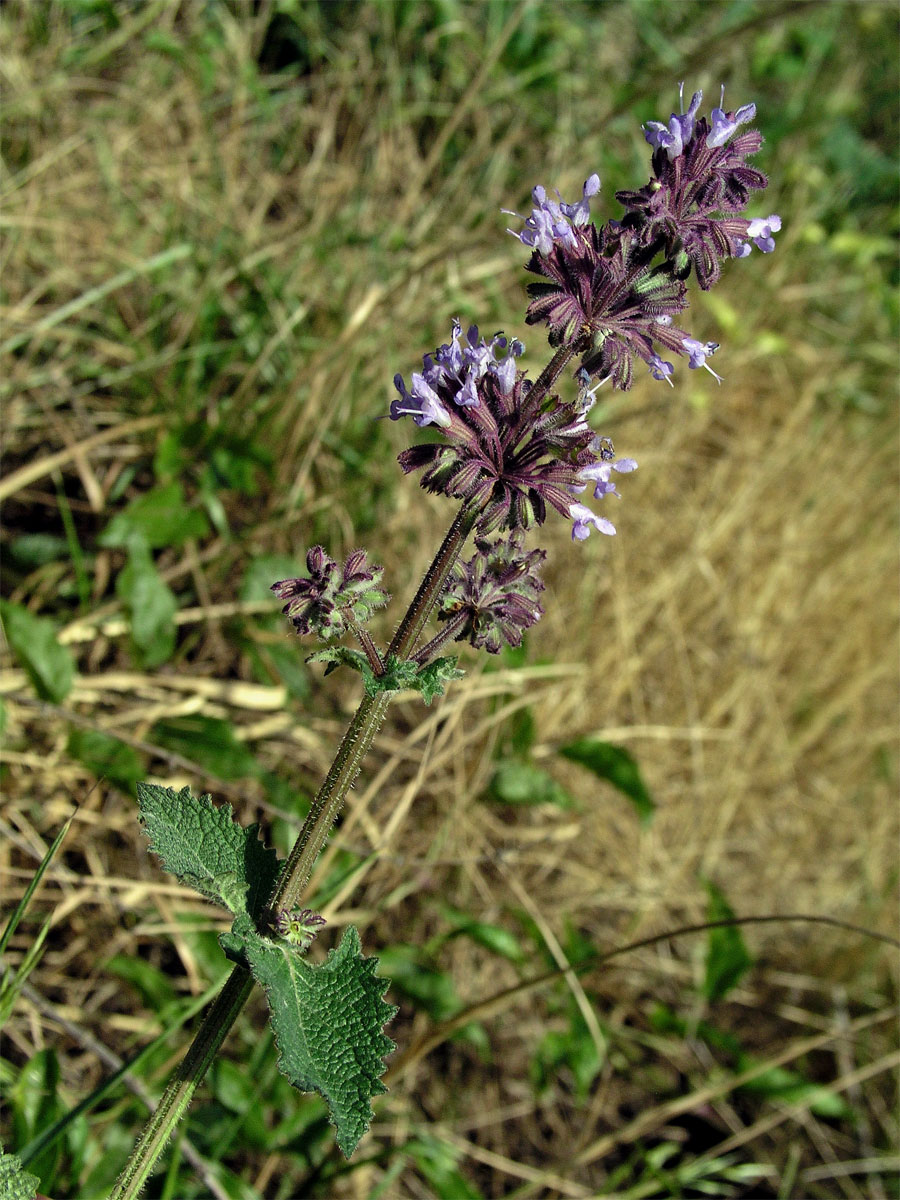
top-left (0, 1146), bottom-right (39, 1200)
top-left (486, 760), bottom-right (575, 808)
top-left (67, 729), bottom-right (143, 795)
top-left (149, 714), bottom-right (262, 780)
top-left (0, 600), bottom-right (75, 703)
top-left (7, 535), bottom-right (69, 568)
top-left (437, 904), bottom-right (526, 963)
top-left (241, 555), bottom-right (302, 607)
top-left (98, 482), bottom-right (209, 549)
top-left (558, 737), bottom-right (655, 826)
top-left (374, 944), bottom-right (461, 1020)
top-left (233, 922), bottom-right (396, 1157)
top-left (703, 880), bottom-right (753, 1002)
top-left (137, 783), bottom-right (280, 920)
top-left (407, 1135), bottom-right (485, 1199)
top-left (115, 541), bottom-right (177, 669)
top-left (308, 649), bottom-right (463, 704)
top-left (737, 1061), bottom-right (851, 1119)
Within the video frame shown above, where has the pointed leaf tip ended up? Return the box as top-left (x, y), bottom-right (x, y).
top-left (235, 923), bottom-right (396, 1156)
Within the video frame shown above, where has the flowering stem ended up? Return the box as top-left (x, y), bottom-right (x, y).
top-left (111, 498), bottom-right (481, 1197)
top-left (527, 344), bottom-right (576, 407)
top-left (386, 499), bottom-right (482, 657)
top-left (348, 617), bottom-right (386, 676)
top-left (411, 608), bottom-right (469, 666)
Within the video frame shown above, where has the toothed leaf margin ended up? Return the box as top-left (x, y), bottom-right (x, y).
top-left (227, 917), bottom-right (396, 1156)
top-left (137, 783), bottom-right (281, 920)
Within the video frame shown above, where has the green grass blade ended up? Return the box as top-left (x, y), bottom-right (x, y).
top-left (0, 814), bottom-right (73, 958)
top-left (16, 979), bottom-right (221, 1168)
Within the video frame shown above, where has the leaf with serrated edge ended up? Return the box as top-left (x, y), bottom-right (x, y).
top-left (137, 783), bottom-right (280, 920)
top-left (239, 924), bottom-right (396, 1157)
top-left (0, 1146), bottom-right (39, 1200)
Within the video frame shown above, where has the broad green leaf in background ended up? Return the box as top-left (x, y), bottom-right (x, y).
top-left (0, 600), bottom-right (74, 704)
top-left (6, 534), bottom-right (69, 568)
top-left (374, 944), bottom-right (461, 1021)
top-left (241, 555), bottom-right (301, 608)
top-left (435, 904), bottom-right (527, 963)
top-left (149, 714), bottom-right (263, 780)
top-left (486, 760), bottom-right (575, 809)
top-left (0, 1145), bottom-right (39, 1200)
top-left (558, 737), bottom-right (656, 826)
top-left (137, 783), bottom-right (280, 920)
top-left (67, 728), bottom-right (143, 795)
top-left (98, 481), bottom-right (209, 549)
top-left (703, 880), bottom-right (754, 1002)
top-left (224, 920), bottom-right (396, 1157)
top-left (115, 540), bottom-right (177, 669)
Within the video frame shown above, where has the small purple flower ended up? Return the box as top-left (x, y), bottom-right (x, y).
top-left (577, 455), bottom-right (638, 500)
top-left (735, 213), bottom-right (782, 255)
top-left (391, 319), bottom-right (522, 430)
top-left (394, 320), bottom-right (636, 539)
top-left (391, 372), bottom-right (451, 428)
top-left (522, 219), bottom-right (691, 390)
top-left (643, 82), bottom-right (703, 161)
top-left (618, 84), bottom-right (770, 291)
top-left (504, 175), bottom-right (600, 256)
top-left (559, 173), bottom-right (601, 225)
top-left (682, 337), bottom-right (723, 383)
top-left (570, 502), bottom-right (617, 541)
top-left (648, 353), bottom-right (675, 386)
top-left (707, 87), bottom-right (757, 149)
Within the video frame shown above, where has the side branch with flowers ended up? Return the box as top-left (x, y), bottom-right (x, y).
top-left (110, 84), bottom-right (779, 1198)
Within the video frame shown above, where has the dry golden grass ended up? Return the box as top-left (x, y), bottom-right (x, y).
top-left (1, 3), bottom-right (897, 1197)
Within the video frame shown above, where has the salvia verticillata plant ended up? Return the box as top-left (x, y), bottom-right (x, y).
top-left (100, 83), bottom-right (780, 1198)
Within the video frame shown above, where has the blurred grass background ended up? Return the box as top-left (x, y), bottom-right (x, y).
top-left (1, 1), bottom-right (897, 1197)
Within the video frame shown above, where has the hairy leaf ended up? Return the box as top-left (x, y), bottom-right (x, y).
top-left (308, 649), bottom-right (463, 704)
top-left (233, 921), bottom-right (396, 1157)
top-left (0, 1146), bottom-right (39, 1200)
top-left (137, 783), bottom-right (280, 920)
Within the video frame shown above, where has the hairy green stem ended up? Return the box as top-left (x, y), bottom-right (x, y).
top-left (528, 344), bottom-right (575, 407)
top-left (109, 967), bottom-right (254, 1200)
top-left (111, 499), bottom-right (480, 1198)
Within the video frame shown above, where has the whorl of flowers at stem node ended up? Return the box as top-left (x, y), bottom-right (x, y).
top-left (438, 532), bottom-right (547, 654)
top-left (506, 83), bottom-right (780, 391)
top-left (391, 321), bottom-right (636, 543)
top-left (272, 547), bottom-right (389, 640)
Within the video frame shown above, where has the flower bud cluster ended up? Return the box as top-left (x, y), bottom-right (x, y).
top-left (271, 547), bottom-right (389, 641)
top-left (438, 533), bottom-right (546, 654)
